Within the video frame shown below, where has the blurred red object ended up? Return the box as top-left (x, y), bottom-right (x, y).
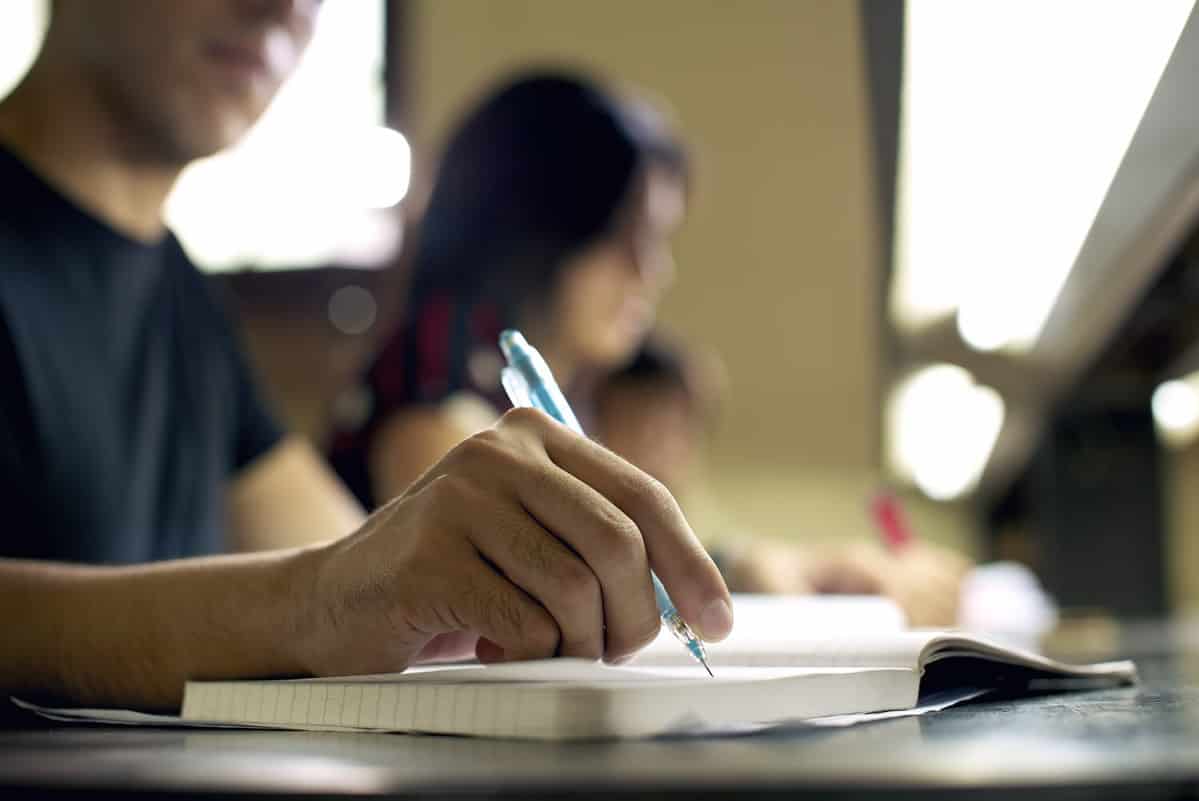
top-left (870, 490), bottom-right (915, 552)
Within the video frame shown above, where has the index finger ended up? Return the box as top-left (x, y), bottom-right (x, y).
top-left (508, 411), bottom-right (733, 643)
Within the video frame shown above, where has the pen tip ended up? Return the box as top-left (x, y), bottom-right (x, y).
top-left (703, 660), bottom-right (714, 678)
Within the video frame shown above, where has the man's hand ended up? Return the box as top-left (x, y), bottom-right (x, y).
top-left (0, 409), bottom-right (730, 710)
top-left (290, 408), bottom-right (734, 676)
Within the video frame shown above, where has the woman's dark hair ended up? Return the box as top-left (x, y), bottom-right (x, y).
top-left (408, 69), bottom-right (688, 320)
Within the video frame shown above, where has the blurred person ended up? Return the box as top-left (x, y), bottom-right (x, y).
top-left (593, 336), bottom-right (971, 627)
top-left (0, 1), bottom-right (729, 713)
top-left (331, 72), bottom-right (688, 507)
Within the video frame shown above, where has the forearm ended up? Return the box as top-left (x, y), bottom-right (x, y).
top-left (0, 547), bottom-right (320, 711)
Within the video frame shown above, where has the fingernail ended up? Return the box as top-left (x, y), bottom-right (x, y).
top-left (699, 599), bottom-right (733, 642)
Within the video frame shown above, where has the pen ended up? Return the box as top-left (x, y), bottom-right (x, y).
top-left (870, 489), bottom-right (915, 552)
top-left (499, 329), bottom-right (714, 676)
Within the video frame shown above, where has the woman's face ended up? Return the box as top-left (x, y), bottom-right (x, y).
top-left (549, 168), bottom-right (686, 369)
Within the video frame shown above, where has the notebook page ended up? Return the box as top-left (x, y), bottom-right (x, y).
top-left (632, 629), bottom-right (939, 670)
top-left (916, 633), bottom-right (1139, 681)
top-left (637, 628), bottom-right (1138, 682)
top-left (289, 660), bottom-right (752, 685)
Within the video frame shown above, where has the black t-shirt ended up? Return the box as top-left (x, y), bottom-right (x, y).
top-left (0, 146), bottom-right (283, 563)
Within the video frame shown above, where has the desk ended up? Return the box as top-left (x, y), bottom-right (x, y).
top-left (2, 626), bottom-right (1198, 800)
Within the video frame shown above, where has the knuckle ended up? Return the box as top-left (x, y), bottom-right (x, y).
top-left (460, 428), bottom-right (533, 474)
top-left (451, 429), bottom-right (507, 464)
top-left (497, 406), bottom-right (548, 434)
top-left (626, 472), bottom-right (678, 520)
top-left (596, 505), bottom-right (647, 563)
top-left (608, 519), bottom-right (647, 565)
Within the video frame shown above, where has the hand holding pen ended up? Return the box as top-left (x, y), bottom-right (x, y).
top-left (500, 329), bottom-right (721, 675)
top-left (294, 334), bottom-right (732, 679)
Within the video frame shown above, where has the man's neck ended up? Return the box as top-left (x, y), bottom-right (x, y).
top-left (0, 59), bottom-right (183, 243)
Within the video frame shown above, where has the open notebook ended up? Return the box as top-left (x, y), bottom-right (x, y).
top-left (14, 598), bottom-right (1135, 740)
top-left (168, 631), bottom-right (1133, 740)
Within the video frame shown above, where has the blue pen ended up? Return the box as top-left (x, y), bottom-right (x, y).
top-left (499, 329), bottom-right (713, 676)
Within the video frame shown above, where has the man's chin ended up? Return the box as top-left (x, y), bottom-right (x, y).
top-left (168, 111), bottom-right (259, 164)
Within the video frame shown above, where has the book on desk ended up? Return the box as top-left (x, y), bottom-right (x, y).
top-left (15, 595), bottom-right (1136, 740)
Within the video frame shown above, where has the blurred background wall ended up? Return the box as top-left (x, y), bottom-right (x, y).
top-left (1168, 443), bottom-right (1199, 612)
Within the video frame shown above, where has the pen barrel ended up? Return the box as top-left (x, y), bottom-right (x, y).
top-left (655, 573), bottom-right (710, 667)
top-left (502, 342), bottom-right (584, 434)
top-left (527, 381), bottom-right (583, 435)
top-left (652, 572), bottom-right (678, 620)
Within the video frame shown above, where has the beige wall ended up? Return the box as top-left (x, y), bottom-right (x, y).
top-left (410, 1), bottom-right (977, 551)
top-left (1167, 443), bottom-right (1199, 613)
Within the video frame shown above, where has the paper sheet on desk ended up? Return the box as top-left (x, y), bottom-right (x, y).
top-left (10, 697), bottom-right (275, 729)
top-left (661, 687), bottom-right (987, 736)
top-left (10, 686), bottom-right (985, 736)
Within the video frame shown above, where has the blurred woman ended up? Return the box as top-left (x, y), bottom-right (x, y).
top-left (330, 71), bottom-right (687, 508)
top-left (329, 69), bottom-right (968, 627)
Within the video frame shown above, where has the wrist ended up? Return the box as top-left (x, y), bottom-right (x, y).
top-left (276, 543), bottom-right (329, 677)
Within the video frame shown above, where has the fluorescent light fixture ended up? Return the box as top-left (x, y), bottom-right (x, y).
top-left (891, 0), bottom-right (1193, 351)
top-left (1154, 375), bottom-right (1199, 447)
top-left (0, 0), bottom-right (47, 102)
top-left (886, 364), bottom-right (1005, 501)
top-left (166, 0), bottom-right (403, 272)
top-left (956, 301), bottom-right (1010, 353)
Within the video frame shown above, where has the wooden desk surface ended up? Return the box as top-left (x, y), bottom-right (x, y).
top-left (2, 629), bottom-right (1197, 800)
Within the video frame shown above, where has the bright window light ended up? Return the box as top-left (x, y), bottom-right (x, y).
top-left (1154, 376), bottom-right (1199, 447)
top-left (891, 0), bottom-right (1194, 352)
top-left (0, 0), bottom-right (47, 101)
top-left (956, 301), bottom-right (1010, 353)
top-left (166, 0), bottom-right (405, 271)
top-left (886, 364), bottom-right (1005, 501)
